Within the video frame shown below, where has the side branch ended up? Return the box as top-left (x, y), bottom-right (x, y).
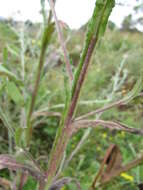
top-left (76, 89), bottom-right (143, 121)
top-left (48, 0), bottom-right (73, 81)
top-left (72, 120), bottom-right (143, 135)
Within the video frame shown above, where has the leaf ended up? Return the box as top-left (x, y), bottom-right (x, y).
top-left (15, 127), bottom-right (23, 147)
top-left (72, 0), bottom-right (115, 96)
top-left (100, 144), bottom-right (122, 180)
top-left (41, 22), bottom-right (55, 51)
top-left (91, 144), bottom-right (122, 189)
top-left (122, 77), bottom-right (142, 104)
top-left (3, 47), bottom-right (8, 65)
top-left (90, 144), bottom-right (143, 189)
top-left (138, 183), bottom-right (143, 190)
top-left (7, 44), bottom-right (19, 57)
top-left (0, 109), bottom-right (14, 136)
top-left (0, 64), bottom-right (22, 85)
top-left (6, 81), bottom-right (24, 105)
top-left (0, 154), bottom-right (44, 181)
top-left (0, 177), bottom-right (11, 190)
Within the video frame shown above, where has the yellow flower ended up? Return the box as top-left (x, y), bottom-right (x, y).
top-left (38, 40), bottom-right (41, 46)
top-left (32, 39), bottom-right (36, 44)
top-left (102, 133), bottom-right (107, 139)
top-left (121, 131), bottom-right (125, 138)
top-left (109, 136), bottom-right (113, 141)
top-left (120, 172), bottom-right (134, 182)
top-left (97, 146), bottom-right (101, 151)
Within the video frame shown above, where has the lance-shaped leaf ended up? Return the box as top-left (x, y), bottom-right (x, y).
top-left (72, 0), bottom-right (115, 96)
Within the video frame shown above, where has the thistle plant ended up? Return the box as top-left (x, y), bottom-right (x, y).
top-left (0, 0), bottom-right (143, 190)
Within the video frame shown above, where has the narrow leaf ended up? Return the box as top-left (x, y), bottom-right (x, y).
top-left (122, 77), bottom-right (142, 103)
top-left (72, 0), bottom-right (115, 96)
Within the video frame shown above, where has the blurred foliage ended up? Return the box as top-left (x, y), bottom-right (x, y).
top-left (0, 12), bottom-right (143, 189)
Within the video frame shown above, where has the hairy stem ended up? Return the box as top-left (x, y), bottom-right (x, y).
top-left (45, 0), bottom-right (115, 188)
top-left (26, 23), bottom-right (54, 146)
top-left (48, 0), bottom-right (73, 82)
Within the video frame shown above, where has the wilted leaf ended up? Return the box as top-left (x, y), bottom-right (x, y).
top-left (138, 183), bottom-right (143, 190)
top-left (0, 177), bottom-right (11, 189)
top-left (90, 144), bottom-right (143, 189)
top-left (91, 144), bottom-right (122, 189)
top-left (100, 144), bottom-right (122, 180)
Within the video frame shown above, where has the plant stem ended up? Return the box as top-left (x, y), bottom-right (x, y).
top-left (45, 36), bottom-right (98, 190)
top-left (48, 0), bottom-right (73, 82)
top-left (26, 44), bottom-right (47, 145)
top-left (45, 0), bottom-right (115, 188)
top-left (26, 23), bottom-right (54, 146)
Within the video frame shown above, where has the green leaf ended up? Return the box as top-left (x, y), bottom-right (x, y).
top-left (7, 44), bottom-right (20, 57)
top-left (41, 22), bottom-right (55, 51)
top-left (6, 81), bottom-right (24, 106)
top-left (0, 109), bottom-right (14, 136)
top-left (72, 0), bottom-right (115, 96)
top-left (15, 127), bottom-right (23, 147)
top-left (3, 47), bottom-right (8, 65)
top-left (0, 64), bottom-right (22, 85)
